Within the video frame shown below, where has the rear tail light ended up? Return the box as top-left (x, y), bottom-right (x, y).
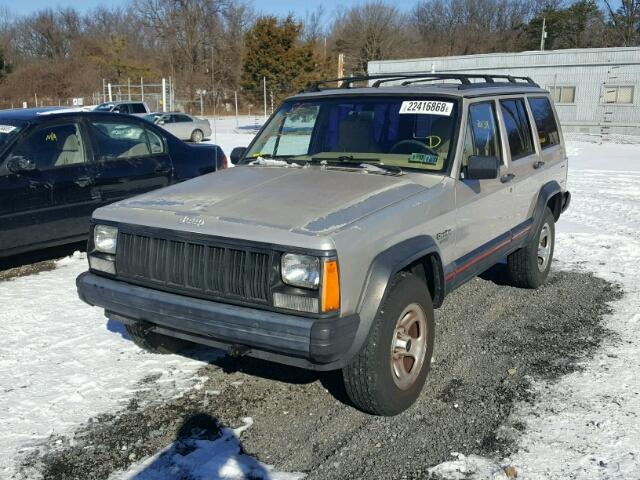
top-left (220, 154), bottom-right (228, 169)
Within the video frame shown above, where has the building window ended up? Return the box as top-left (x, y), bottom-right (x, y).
top-left (548, 86), bottom-right (576, 104)
top-left (602, 85), bottom-right (634, 105)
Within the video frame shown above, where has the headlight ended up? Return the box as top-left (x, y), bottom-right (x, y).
top-left (94, 225), bottom-right (118, 254)
top-left (281, 253), bottom-right (320, 289)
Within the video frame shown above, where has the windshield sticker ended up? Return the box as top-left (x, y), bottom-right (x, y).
top-left (409, 153), bottom-right (439, 165)
top-left (0, 125), bottom-right (16, 134)
top-left (399, 101), bottom-right (454, 116)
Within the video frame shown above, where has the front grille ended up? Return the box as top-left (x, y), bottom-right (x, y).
top-left (116, 231), bottom-right (272, 303)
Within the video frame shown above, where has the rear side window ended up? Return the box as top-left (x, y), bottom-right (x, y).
top-left (130, 103), bottom-right (147, 114)
top-left (174, 114), bottom-right (192, 122)
top-left (528, 97), bottom-right (560, 149)
top-left (500, 99), bottom-right (534, 160)
top-left (89, 120), bottom-right (165, 160)
top-left (462, 102), bottom-right (502, 168)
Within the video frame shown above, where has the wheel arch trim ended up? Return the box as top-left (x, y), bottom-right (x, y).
top-left (339, 236), bottom-right (443, 368)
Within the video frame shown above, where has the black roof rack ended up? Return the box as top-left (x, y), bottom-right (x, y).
top-left (302, 73), bottom-right (539, 92)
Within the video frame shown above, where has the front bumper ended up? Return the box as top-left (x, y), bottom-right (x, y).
top-left (76, 272), bottom-right (359, 370)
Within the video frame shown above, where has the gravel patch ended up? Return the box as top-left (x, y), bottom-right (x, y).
top-left (17, 269), bottom-right (621, 479)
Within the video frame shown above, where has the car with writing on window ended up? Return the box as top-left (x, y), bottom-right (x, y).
top-left (145, 112), bottom-right (212, 143)
top-left (77, 73), bottom-right (570, 416)
top-left (0, 107), bottom-right (227, 258)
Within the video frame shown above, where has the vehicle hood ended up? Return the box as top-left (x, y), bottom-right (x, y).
top-left (97, 165), bottom-right (440, 236)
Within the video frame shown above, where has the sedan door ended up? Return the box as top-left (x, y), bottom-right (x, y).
top-left (173, 114), bottom-right (195, 140)
top-left (0, 120), bottom-right (95, 254)
top-left (85, 117), bottom-right (173, 205)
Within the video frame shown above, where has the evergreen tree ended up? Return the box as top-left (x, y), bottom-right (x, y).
top-left (241, 15), bottom-right (319, 106)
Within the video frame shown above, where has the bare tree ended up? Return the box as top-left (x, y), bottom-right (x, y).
top-left (603, 0), bottom-right (640, 45)
top-left (331, 1), bottom-right (412, 75)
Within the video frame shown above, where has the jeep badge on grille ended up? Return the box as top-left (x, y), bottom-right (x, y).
top-left (178, 215), bottom-right (205, 227)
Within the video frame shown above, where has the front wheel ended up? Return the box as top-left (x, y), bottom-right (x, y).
top-left (342, 272), bottom-right (434, 416)
top-left (190, 129), bottom-right (204, 143)
top-left (506, 207), bottom-right (555, 288)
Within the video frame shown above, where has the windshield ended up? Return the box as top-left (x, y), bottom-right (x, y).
top-left (95, 103), bottom-right (114, 111)
top-left (244, 96), bottom-right (459, 172)
top-left (144, 113), bottom-right (162, 123)
top-left (0, 120), bottom-right (26, 151)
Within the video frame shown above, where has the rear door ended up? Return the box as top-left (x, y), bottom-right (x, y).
top-left (85, 116), bottom-right (173, 206)
top-left (526, 96), bottom-right (566, 189)
top-left (173, 114), bottom-right (194, 139)
top-left (454, 100), bottom-right (513, 265)
top-left (497, 97), bottom-right (540, 227)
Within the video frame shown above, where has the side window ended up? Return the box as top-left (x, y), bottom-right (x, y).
top-left (174, 114), bottom-right (191, 122)
top-left (500, 98), bottom-right (534, 160)
top-left (528, 97), bottom-right (560, 149)
top-left (89, 120), bottom-right (165, 160)
top-left (461, 102), bottom-right (502, 169)
top-left (11, 123), bottom-right (86, 169)
top-left (146, 128), bottom-right (165, 154)
top-left (131, 103), bottom-right (147, 114)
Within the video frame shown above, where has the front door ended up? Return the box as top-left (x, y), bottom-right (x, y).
top-left (85, 117), bottom-right (173, 206)
top-left (0, 121), bottom-right (95, 254)
top-left (452, 100), bottom-right (513, 284)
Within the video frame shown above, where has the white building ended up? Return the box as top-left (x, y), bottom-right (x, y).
top-left (369, 47), bottom-right (640, 136)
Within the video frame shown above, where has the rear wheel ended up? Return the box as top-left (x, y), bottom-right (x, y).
top-left (125, 323), bottom-right (190, 354)
top-left (190, 129), bottom-right (204, 143)
top-left (506, 207), bottom-right (555, 288)
top-left (342, 272), bottom-right (434, 416)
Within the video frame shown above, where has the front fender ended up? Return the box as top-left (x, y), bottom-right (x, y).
top-left (334, 236), bottom-right (442, 369)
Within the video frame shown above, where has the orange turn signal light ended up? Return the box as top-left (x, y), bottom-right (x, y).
top-left (321, 259), bottom-right (340, 312)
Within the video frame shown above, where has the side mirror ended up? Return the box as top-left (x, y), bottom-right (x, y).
top-left (6, 155), bottom-right (37, 174)
top-left (466, 155), bottom-right (500, 180)
top-left (158, 119), bottom-right (165, 125)
top-left (230, 147), bottom-right (247, 165)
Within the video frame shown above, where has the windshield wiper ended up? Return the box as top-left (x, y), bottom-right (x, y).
top-left (305, 156), bottom-right (403, 175)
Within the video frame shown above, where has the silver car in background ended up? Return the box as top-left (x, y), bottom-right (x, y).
top-left (146, 112), bottom-right (212, 143)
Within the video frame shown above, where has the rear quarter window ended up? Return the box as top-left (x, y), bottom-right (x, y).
top-left (528, 97), bottom-right (560, 149)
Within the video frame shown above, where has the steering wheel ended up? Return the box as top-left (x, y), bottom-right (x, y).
top-left (389, 138), bottom-right (440, 156)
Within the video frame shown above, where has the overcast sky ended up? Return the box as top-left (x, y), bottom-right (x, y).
top-left (0, 0), bottom-right (418, 21)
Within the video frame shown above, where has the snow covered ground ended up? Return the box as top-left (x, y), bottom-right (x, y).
top-left (0, 117), bottom-right (639, 479)
top-left (431, 140), bottom-right (640, 479)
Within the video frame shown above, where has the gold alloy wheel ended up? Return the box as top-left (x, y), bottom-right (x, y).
top-left (390, 303), bottom-right (428, 390)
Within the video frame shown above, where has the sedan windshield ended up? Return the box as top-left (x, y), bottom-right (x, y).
top-left (0, 120), bottom-right (26, 151)
top-left (244, 96), bottom-right (459, 172)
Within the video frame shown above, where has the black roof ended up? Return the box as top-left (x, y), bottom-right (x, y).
top-left (0, 107), bottom-right (145, 122)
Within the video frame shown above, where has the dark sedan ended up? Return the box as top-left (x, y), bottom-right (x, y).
top-left (0, 107), bottom-right (227, 257)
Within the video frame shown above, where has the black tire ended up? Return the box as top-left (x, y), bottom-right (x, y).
top-left (342, 272), bottom-right (435, 416)
top-left (507, 207), bottom-right (555, 289)
top-left (125, 323), bottom-right (190, 354)
top-left (190, 129), bottom-right (204, 143)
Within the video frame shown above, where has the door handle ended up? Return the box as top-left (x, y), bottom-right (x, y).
top-left (75, 176), bottom-right (93, 188)
top-left (533, 160), bottom-right (546, 169)
top-left (155, 165), bottom-right (171, 174)
top-left (500, 173), bottom-right (515, 183)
